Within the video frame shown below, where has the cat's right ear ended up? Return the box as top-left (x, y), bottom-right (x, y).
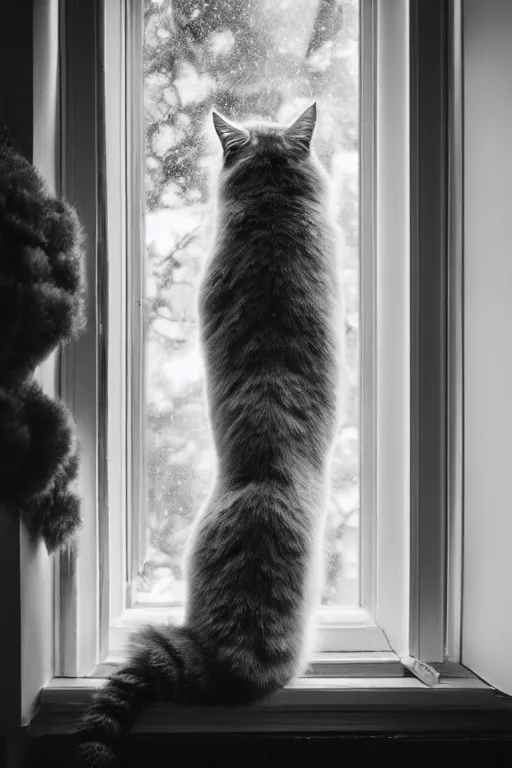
top-left (212, 110), bottom-right (250, 156)
top-left (284, 103), bottom-right (317, 152)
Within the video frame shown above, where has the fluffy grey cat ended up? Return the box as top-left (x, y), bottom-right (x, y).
top-left (77, 103), bottom-right (344, 766)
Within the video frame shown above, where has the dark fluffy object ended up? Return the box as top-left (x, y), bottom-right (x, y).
top-left (26, 454), bottom-right (82, 553)
top-left (0, 122), bottom-right (86, 552)
top-left (0, 379), bottom-right (76, 505)
top-left (0, 144), bottom-right (86, 386)
top-left (0, 387), bottom-right (30, 480)
top-left (0, 380), bottom-right (82, 551)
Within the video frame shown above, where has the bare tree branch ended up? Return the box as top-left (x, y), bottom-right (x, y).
top-left (307, 0), bottom-right (344, 58)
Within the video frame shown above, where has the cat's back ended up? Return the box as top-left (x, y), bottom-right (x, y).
top-left (201, 121), bottom-right (340, 353)
top-left (199, 111), bottom-right (343, 474)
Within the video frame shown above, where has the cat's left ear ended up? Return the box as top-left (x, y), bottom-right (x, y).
top-left (212, 110), bottom-right (250, 156)
top-left (284, 103), bottom-right (317, 151)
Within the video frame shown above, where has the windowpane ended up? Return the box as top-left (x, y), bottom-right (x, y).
top-left (138, 0), bottom-right (360, 608)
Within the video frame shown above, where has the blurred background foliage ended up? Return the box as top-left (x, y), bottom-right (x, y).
top-left (139, 0), bottom-right (360, 607)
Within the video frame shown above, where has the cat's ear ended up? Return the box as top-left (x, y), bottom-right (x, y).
top-left (284, 103), bottom-right (317, 151)
top-left (212, 110), bottom-right (250, 156)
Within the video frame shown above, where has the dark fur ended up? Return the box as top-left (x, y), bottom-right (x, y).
top-left (0, 137), bottom-right (85, 385)
top-left (0, 380), bottom-right (77, 503)
top-left (76, 104), bottom-right (344, 766)
top-left (0, 120), bottom-right (86, 551)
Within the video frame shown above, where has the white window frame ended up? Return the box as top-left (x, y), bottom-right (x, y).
top-left (54, 0), bottom-right (458, 674)
top-left (57, 0), bottom-right (397, 672)
top-left (13, 0), bottom-right (512, 742)
top-left (121, 0), bottom-right (387, 655)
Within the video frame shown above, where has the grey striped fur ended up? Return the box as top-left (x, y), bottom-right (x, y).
top-left (76, 104), bottom-right (344, 766)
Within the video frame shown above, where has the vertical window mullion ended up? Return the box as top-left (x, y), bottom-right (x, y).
top-left (445, 0), bottom-right (464, 664)
top-left (57, 0), bottom-right (104, 676)
top-left (125, 0), bottom-right (146, 610)
top-left (359, 0), bottom-right (378, 619)
top-left (374, 0), bottom-right (411, 658)
top-left (408, 0), bottom-right (449, 665)
top-left (97, 0), bottom-right (110, 667)
top-left (104, 0), bottom-right (129, 636)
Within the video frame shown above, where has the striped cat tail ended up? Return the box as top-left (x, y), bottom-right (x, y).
top-left (75, 624), bottom-right (211, 767)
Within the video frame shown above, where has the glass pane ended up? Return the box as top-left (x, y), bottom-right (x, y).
top-left (139, 0), bottom-right (360, 608)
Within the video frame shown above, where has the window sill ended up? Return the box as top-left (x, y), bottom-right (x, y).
top-left (108, 607), bottom-right (392, 656)
top-left (93, 651), bottom-right (405, 680)
top-left (29, 671), bottom-right (512, 737)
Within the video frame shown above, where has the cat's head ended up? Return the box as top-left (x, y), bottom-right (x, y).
top-left (210, 104), bottom-right (326, 194)
top-left (212, 104), bottom-right (317, 161)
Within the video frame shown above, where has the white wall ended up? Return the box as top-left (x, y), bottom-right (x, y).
top-left (463, 0), bottom-right (512, 695)
top-left (22, 0), bottom-right (60, 725)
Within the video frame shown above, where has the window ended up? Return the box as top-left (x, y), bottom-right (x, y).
top-left (6, 1), bottom-right (512, 757)
top-left (55, 0), bottom-right (432, 676)
top-left (39, 0), bottom-right (512, 722)
top-left (99, 0), bottom-right (392, 665)
top-left (140, 0), bottom-right (361, 612)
